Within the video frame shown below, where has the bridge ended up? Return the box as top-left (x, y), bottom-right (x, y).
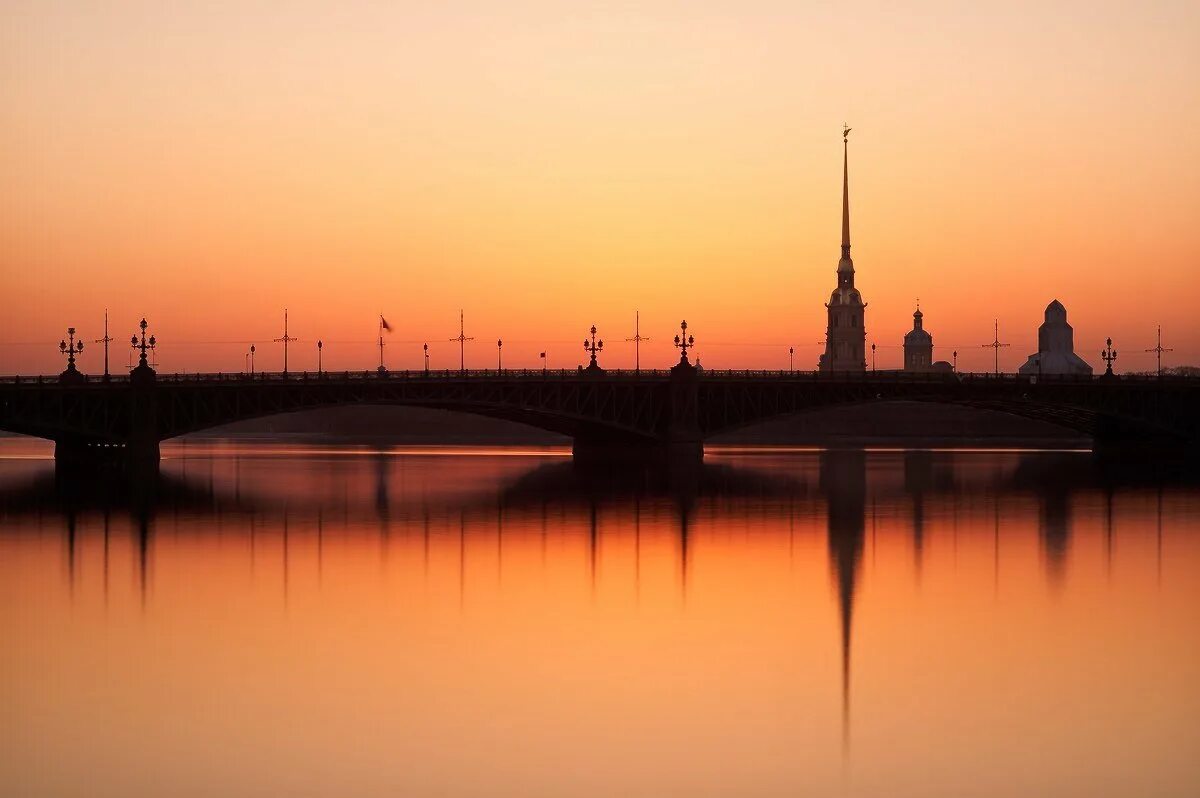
top-left (2, 358), bottom-right (1198, 470)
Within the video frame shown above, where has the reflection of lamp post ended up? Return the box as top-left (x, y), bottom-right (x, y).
top-left (673, 320), bottom-right (694, 366)
top-left (317, 340), bottom-right (323, 375)
top-left (59, 327), bottom-right (84, 373)
top-left (1101, 337), bottom-right (1118, 377)
top-left (584, 326), bottom-right (603, 369)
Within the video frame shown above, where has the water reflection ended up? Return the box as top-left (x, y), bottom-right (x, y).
top-left (1, 444), bottom-right (1198, 797)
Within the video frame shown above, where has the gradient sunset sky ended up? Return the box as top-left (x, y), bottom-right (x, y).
top-left (2, 1), bottom-right (1197, 374)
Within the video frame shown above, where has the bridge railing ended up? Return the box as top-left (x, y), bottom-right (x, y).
top-left (1, 369), bottom-right (1196, 386)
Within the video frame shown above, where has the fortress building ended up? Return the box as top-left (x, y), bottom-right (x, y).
top-left (819, 127), bottom-right (866, 372)
top-left (1018, 300), bottom-right (1093, 376)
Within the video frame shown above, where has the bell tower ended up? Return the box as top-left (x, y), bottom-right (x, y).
top-left (819, 125), bottom-right (867, 372)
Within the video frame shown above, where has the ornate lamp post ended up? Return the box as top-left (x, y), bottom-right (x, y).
top-left (130, 318), bottom-right (157, 383)
top-left (673, 320), bottom-right (694, 366)
top-left (583, 325), bottom-right (604, 370)
top-left (952, 350), bottom-right (958, 373)
top-left (871, 342), bottom-right (876, 372)
top-left (250, 344), bottom-right (256, 375)
top-left (1101, 338), bottom-right (1118, 377)
top-left (317, 340), bottom-right (323, 375)
top-left (497, 339), bottom-right (503, 370)
top-left (789, 346), bottom-right (794, 372)
top-left (423, 343), bottom-right (429, 373)
top-left (59, 327), bottom-right (84, 381)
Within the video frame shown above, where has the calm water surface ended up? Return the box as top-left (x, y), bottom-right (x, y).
top-left (2, 439), bottom-right (1198, 797)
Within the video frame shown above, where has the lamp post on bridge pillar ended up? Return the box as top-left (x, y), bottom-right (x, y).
top-left (317, 340), bottom-right (323, 376)
top-left (250, 345), bottom-right (256, 375)
top-left (1101, 338), bottom-right (1118, 378)
top-left (673, 320), bottom-right (694, 367)
top-left (584, 326), bottom-right (603, 371)
top-left (789, 347), bottom-right (794, 372)
top-left (423, 343), bottom-right (429, 373)
top-left (497, 339), bottom-right (503, 371)
top-left (59, 327), bottom-right (85, 383)
top-left (130, 318), bottom-right (156, 384)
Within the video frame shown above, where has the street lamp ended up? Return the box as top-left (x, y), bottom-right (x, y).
top-left (1101, 338), bottom-right (1118, 377)
top-left (250, 345), bottom-right (256, 375)
top-left (59, 327), bottom-right (84, 374)
top-left (673, 320), bottom-right (694, 365)
top-left (497, 339), bottom-right (503, 371)
top-left (423, 342), bottom-right (429, 373)
top-left (317, 340), bottom-right (323, 375)
top-left (871, 342), bottom-right (876, 372)
top-left (584, 325), bottom-right (603, 370)
top-left (952, 350), bottom-right (958, 373)
top-left (789, 346), bottom-right (794, 372)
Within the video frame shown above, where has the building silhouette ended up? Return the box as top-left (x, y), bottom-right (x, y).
top-left (819, 129), bottom-right (867, 372)
top-left (1018, 300), bottom-right (1093, 376)
top-left (903, 305), bottom-right (952, 373)
top-left (903, 306), bottom-right (933, 371)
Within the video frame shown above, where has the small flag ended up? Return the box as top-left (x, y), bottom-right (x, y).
top-left (380, 316), bottom-right (392, 333)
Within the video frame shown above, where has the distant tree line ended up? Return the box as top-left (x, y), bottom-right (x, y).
top-left (1129, 366), bottom-right (1199, 377)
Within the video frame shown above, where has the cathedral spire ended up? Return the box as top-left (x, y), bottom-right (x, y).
top-left (838, 124), bottom-right (854, 276)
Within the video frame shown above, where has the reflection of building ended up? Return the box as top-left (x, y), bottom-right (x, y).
top-left (1018, 300), bottom-right (1093, 376)
top-left (819, 130), bottom-right (867, 372)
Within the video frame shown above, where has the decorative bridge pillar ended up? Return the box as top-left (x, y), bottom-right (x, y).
top-left (664, 351), bottom-right (702, 463)
top-left (126, 318), bottom-right (161, 470)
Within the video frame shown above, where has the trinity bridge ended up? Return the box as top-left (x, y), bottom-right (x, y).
top-left (9, 131), bottom-right (1195, 469)
top-left (2, 334), bottom-right (1197, 470)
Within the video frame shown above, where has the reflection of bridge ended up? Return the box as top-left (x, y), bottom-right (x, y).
top-left (2, 366), bottom-right (1198, 468)
top-left (2, 447), bottom-right (1188, 752)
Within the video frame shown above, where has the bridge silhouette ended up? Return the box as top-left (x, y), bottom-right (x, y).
top-left (2, 358), bottom-right (1198, 470)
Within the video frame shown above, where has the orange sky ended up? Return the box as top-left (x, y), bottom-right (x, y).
top-left (2, 1), bottom-right (1198, 374)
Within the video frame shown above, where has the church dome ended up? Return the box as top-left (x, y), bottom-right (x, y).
top-left (1045, 299), bottom-right (1067, 322)
top-left (904, 327), bottom-right (932, 344)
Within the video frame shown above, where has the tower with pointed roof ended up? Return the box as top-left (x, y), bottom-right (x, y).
top-left (819, 126), bottom-right (867, 372)
top-left (1018, 299), bottom-right (1093, 376)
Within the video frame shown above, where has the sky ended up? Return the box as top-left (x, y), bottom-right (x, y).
top-left (2, 1), bottom-right (1198, 374)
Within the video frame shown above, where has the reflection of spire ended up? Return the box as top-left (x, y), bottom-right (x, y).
top-left (820, 450), bottom-right (866, 755)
